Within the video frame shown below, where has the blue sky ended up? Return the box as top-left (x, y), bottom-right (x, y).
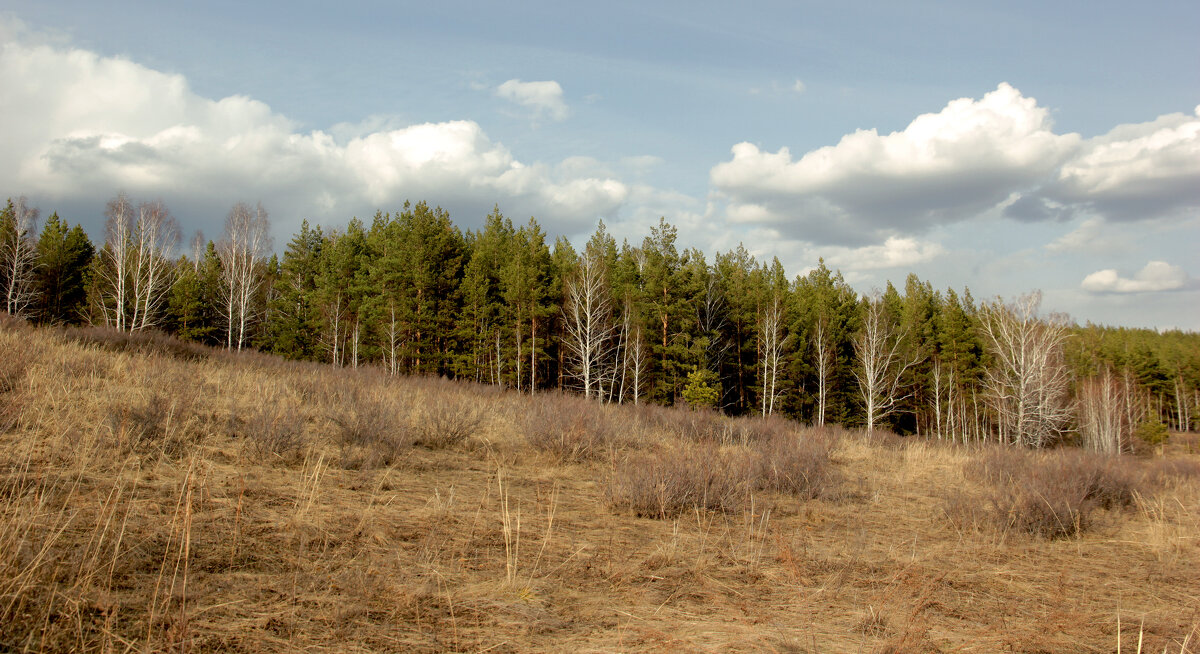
top-left (2, 1), bottom-right (1198, 328)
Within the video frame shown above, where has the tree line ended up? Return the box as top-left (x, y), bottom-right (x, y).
top-left (2, 194), bottom-right (1197, 451)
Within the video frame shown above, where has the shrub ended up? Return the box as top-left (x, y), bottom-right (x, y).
top-left (235, 402), bottom-right (307, 463)
top-left (523, 392), bottom-right (632, 462)
top-left (607, 442), bottom-right (752, 518)
top-left (411, 396), bottom-right (483, 449)
top-left (61, 325), bottom-right (211, 362)
top-left (640, 403), bottom-right (729, 443)
top-left (329, 389), bottom-right (410, 468)
top-left (750, 429), bottom-right (841, 499)
top-left (1136, 420), bottom-right (1169, 451)
top-left (681, 367), bottom-right (720, 410)
top-left (107, 390), bottom-right (198, 458)
top-left (951, 448), bottom-right (1145, 538)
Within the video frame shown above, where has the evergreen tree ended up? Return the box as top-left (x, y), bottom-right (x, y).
top-left (33, 213), bottom-right (94, 324)
top-left (268, 220), bottom-right (325, 360)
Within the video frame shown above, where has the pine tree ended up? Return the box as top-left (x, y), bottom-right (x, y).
top-left (33, 213), bottom-right (94, 324)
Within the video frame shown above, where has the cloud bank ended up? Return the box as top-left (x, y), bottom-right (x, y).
top-left (0, 30), bottom-right (620, 237)
top-left (711, 84), bottom-right (1200, 247)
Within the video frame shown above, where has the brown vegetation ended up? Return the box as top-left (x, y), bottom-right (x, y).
top-left (1, 319), bottom-right (1198, 652)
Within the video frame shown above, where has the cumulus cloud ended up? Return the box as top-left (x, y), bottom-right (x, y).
top-left (712, 83), bottom-right (1200, 246)
top-left (712, 83), bottom-right (1081, 245)
top-left (0, 32), bottom-right (623, 238)
top-left (821, 237), bottom-right (946, 271)
top-left (1081, 261), bottom-right (1195, 294)
top-left (1026, 106), bottom-right (1200, 222)
top-left (495, 79), bottom-right (569, 121)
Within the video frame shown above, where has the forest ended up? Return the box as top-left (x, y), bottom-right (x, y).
top-left (2, 193), bottom-right (1198, 451)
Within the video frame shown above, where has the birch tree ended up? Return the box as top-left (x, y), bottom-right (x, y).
top-left (563, 244), bottom-right (615, 399)
top-left (977, 291), bottom-right (1073, 447)
top-left (93, 193), bottom-right (178, 331)
top-left (1077, 366), bottom-right (1132, 454)
top-left (218, 202), bottom-right (271, 350)
top-left (1, 197), bottom-right (40, 317)
top-left (129, 200), bottom-right (180, 331)
top-left (759, 293), bottom-right (785, 417)
top-left (813, 316), bottom-right (833, 426)
top-left (854, 290), bottom-right (920, 434)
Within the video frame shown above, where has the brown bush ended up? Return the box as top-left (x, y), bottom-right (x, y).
top-left (607, 442), bottom-right (753, 518)
top-left (1143, 457), bottom-right (1200, 487)
top-left (411, 395), bottom-right (483, 448)
top-left (61, 325), bottom-right (212, 362)
top-left (750, 429), bottom-right (841, 499)
top-left (106, 372), bottom-right (203, 458)
top-left (522, 392), bottom-right (633, 462)
top-left (639, 403), bottom-right (729, 442)
top-left (234, 401), bottom-right (307, 463)
top-left (329, 389), bottom-right (410, 468)
top-left (950, 448), bottom-right (1145, 538)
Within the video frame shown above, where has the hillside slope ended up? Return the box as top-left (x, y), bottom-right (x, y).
top-left (1, 319), bottom-right (1197, 652)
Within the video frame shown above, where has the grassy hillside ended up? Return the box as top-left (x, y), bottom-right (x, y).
top-left (1, 317), bottom-right (1197, 652)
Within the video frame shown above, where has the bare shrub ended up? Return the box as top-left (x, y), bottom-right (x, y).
top-left (750, 430), bottom-right (841, 499)
top-left (0, 342), bottom-right (32, 395)
top-left (329, 389), bottom-right (410, 468)
top-left (1143, 458), bottom-right (1200, 487)
top-left (728, 413), bottom-right (797, 445)
top-left (234, 402), bottom-right (307, 463)
top-left (522, 392), bottom-right (631, 462)
top-left (411, 395), bottom-right (483, 449)
top-left (639, 403), bottom-right (729, 442)
top-left (62, 325), bottom-right (211, 362)
top-left (108, 393), bottom-right (194, 458)
top-left (607, 442), bottom-right (752, 518)
top-left (950, 448), bottom-right (1145, 538)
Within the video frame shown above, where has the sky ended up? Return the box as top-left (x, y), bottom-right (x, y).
top-left (1, 1), bottom-right (1198, 329)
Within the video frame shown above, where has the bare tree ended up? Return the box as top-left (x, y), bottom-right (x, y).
top-left (218, 202), bottom-right (272, 351)
top-left (759, 293), bottom-right (785, 417)
top-left (92, 193), bottom-right (178, 331)
top-left (562, 246), bottom-right (616, 400)
top-left (130, 200), bottom-right (180, 331)
top-left (627, 322), bottom-right (648, 405)
top-left (853, 291), bottom-right (920, 435)
top-left (95, 193), bottom-right (134, 330)
top-left (1077, 366), bottom-right (1132, 454)
top-left (812, 316), bottom-right (833, 426)
top-left (189, 230), bottom-right (206, 274)
top-left (977, 291), bottom-right (1073, 448)
top-left (1, 196), bottom-right (40, 317)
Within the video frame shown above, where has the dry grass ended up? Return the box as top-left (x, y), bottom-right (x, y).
top-left (1, 318), bottom-right (1198, 652)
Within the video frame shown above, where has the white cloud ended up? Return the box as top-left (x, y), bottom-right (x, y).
top-left (1081, 261), bottom-right (1195, 294)
top-left (711, 83), bottom-right (1081, 245)
top-left (495, 78), bottom-right (569, 121)
top-left (821, 237), bottom-right (946, 271)
top-left (793, 79), bottom-right (806, 94)
top-left (1033, 106), bottom-right (1200, 221)
top-left (0, 32), bottom-right (624, 237)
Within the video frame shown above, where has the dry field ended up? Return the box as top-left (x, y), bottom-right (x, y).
top-left (1, 317), bottom-right (1197, 652)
